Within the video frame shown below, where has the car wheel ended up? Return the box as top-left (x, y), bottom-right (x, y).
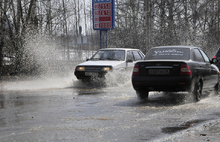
top-left (136, 91), bottom-right (149, 100)
top-left (193, 80), bottom-right (203, 102)
top-left (214, 82), bottom-right (219, 95)
top-left (82, 78), bottom-right (91, 83)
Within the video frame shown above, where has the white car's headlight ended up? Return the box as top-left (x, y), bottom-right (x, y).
top-left (102, 67), bottom-right (112, 71)
top-left (76, 67), bottom-right (85, 71)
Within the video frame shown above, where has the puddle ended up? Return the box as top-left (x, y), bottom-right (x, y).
top-left (211, 112), bottom-right (220, 117)
top-left (77, 89), bottom-right (105, 96)
top-left (161, 119), bottom-right (207, 134)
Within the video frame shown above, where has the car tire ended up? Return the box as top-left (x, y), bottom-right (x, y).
top-left (82, 78), bottom-right (91, 83)
top-left (136, 90), bottom-right (149, 100)
top-left (214, 82), bottom-right (219, 95)
top-left (193, 80), bottom-right (203, 102)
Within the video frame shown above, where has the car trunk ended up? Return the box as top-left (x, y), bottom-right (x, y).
top-left (139, 61), bottom-right (187, 76)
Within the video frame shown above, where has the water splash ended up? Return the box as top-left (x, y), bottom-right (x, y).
top-left (105, 69), bottom-right (133, 87)
top-left (23, 34), bottom-right (77, 76)
top-left (1, 33), bottom-right (135, 91)
top-left (1, 33), bottom-right (81, 91)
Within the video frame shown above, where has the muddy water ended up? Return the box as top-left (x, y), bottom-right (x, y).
top-left (1, 76), bottom-right (220, 141)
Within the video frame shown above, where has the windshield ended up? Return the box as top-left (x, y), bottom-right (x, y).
top-left (90, 50), bottom-right (125, 61)
top-left (145, 48), bottom-right (190, 60)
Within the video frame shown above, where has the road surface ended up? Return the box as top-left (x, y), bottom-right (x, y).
top-left (1, 76), bottom-right (220, 142)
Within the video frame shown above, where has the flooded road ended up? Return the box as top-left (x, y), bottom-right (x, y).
top-left (1, 77), bottom-right (220, 142)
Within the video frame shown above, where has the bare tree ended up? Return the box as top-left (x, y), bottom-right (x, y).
top-left (0, 0), bottom-right (7, 75)
top-left (1, 0), bottom-right (220, 76)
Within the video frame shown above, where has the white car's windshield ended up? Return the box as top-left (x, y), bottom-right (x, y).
top-left (90, 50), bottom-right (125, 61)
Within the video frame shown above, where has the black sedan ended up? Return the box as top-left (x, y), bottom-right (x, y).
top-left (132, 46), bottom-right (219, 102)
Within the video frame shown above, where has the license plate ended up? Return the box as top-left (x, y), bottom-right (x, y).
top-left (85, 72), bottom-right (98, 76)
top-left (149, 69), bottom-right (170, 75)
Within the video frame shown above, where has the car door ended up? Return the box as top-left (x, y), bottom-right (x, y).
top-left (126, 51), bottom-right (135, 69)
top-left (199, 49), bottom-right (218, 88)
top-left (193, 49), bottom-right (210, 89)
top-left (126, 50), bottom-right (144, 69)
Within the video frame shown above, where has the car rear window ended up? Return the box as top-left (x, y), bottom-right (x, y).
top-left (145, 48), bottom-right (190, 60)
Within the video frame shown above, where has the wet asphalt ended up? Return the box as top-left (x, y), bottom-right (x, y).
top-left (1, 78), bottom-right (220, 142)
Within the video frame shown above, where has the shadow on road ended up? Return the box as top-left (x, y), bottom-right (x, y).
top-left (115, 92), bottom-right (196, 108)
top-left (71, 80), bottom-right (107, 89)
top-left (115, 90), bottom-right (215, 108)
top-left (140, 92), bottom-right (191, 106)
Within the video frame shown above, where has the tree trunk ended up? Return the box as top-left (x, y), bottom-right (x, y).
top-left (144, 0), bottom-right (151, 52)
top-left (167, 0), bottom-right (174, 45)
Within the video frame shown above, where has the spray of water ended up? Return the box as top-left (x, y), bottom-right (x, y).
top-left (71, 68), bottom-right (133, 89)
top-left (1, 34), bottom-right (80, 91)
top-left (22, 34), bottom-right (74, 76)
top-left (1, 33), bottom-right (133, 91)
top-left (105, 69), bottom-right (133, 87)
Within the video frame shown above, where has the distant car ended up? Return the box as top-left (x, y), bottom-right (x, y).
top-left (213, 47), bottom-right (220, 70)
top-left (132, 46), bottom-right (219, 102)
top-left (75, 48), bottom-right (145, 82)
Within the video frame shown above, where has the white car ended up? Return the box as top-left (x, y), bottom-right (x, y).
top-left (74, 48), bottom-right (145, 82)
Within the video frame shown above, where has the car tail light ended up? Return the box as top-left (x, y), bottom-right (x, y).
top-left (132, 64), bottom-right (139, 75)
top-left (213, 56), bottom-right (217, 58)
top-left (180, 64), bottom-right (192, 75)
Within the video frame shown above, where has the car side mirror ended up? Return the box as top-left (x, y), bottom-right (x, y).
top-left (211, 58), bottom-right (218, 64)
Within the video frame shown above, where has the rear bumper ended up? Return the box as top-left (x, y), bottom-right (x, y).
top-left (132, 75), bottom-right (193, 92)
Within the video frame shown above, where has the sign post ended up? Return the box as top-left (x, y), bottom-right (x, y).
top-left (92, 0), bottom-right (115, 49)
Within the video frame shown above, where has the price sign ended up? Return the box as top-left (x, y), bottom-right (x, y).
top-left (92, 0), bottom-right (115, 30)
